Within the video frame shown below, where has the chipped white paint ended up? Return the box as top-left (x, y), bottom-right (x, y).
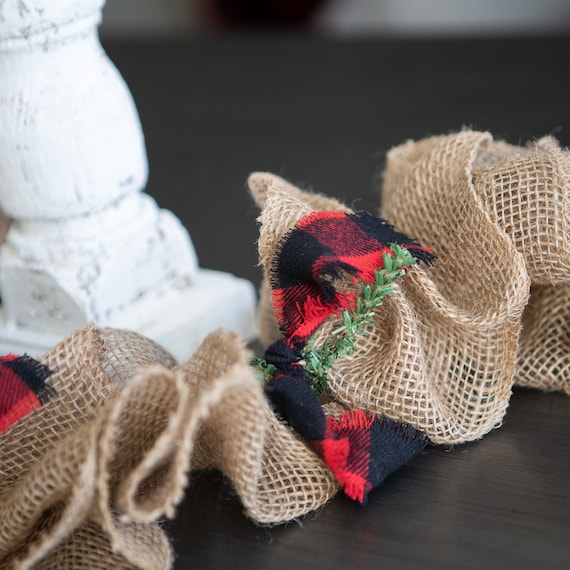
top-left (0, 0), bottom-right (256, 360)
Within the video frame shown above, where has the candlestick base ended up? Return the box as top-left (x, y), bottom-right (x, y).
top-left (0, 269), bottom-right (257, 361)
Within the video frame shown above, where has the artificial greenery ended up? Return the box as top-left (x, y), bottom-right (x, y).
top-left (252, 244), bottom-right (417, 393)
top-left (251, 357), bottom-right (277, 381)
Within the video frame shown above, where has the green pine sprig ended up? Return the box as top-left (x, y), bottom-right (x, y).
top-left (252, 244), bottom-right (417, 391)
top-left (302, 244), bottom-right (416, 393)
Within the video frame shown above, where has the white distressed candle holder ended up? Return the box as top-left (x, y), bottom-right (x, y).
top-left (0, 0), bottom-right (256, 361)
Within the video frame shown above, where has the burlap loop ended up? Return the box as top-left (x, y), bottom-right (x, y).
top-left (170, 328), bottom-right (338, 524)
top-left (517, 284), bottom-right (570, 394)
top-left (471, 135), bottom-right (570, 284)
top-left (379, 131), bottom-right (531, 441)
top-left (250, 131), bottom-right (568, 448)
top-left (467, 134), bottom-right (570, 393)
top-left (382, 131), bottom-right (569, 395)
top-left (1, 325), bottom-right (338, 568)
top-left (0, 325), bottom-right (177, 569)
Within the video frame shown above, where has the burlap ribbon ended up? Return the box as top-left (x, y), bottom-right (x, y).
top-left (1, 130), bottom-right (567, 568)
top-left (381, 131), bottom-right (569, 398)
top-left (251, 130), bottom-right (568, 450)
top-left (0, 325), bottom-right (337, 568)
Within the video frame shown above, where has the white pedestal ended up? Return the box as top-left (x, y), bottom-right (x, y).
top-left (0, 0), bottom-right (257, 360)
top-left (0, 269), bottom-right (256, 362)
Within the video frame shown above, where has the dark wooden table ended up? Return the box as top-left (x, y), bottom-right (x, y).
top-left (105, 35), bottom-right (570, 570)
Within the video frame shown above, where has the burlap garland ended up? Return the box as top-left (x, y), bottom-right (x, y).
top-left (251, 172), bottom-right (527, 444)
top-left (1, 130), bottom-right (568, 567)
top-left (0, 325), bottom-right (337, 569)
top-left (251, 130), bottom-right (569, 449)
top-left (516, 284), bottom-right (570, 393)
top-left (0, 325), bottom-right (177, 569)
top-left (382, 131), bottom-right (569, 397)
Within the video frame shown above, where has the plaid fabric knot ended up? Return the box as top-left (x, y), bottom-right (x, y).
top-left (264, 339), bottom-right (326, 442)
top-left (263, 210), bottom-right (435, 504)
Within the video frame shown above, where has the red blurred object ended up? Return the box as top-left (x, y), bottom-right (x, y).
top-left (193, 0), bottom-right (328, 29)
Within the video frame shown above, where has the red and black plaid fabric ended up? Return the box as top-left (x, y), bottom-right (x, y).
top-left (271, 211), bottom-right (435, 347)
top-left (0, 354), bottom-right (55, 434)
top-left (263, 211), bottom-right (435, 503)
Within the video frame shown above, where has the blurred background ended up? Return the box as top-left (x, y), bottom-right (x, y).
top-left (96, 1), bottom-right (570, 287)
top-left (101, 0), bottom-right (570, 37)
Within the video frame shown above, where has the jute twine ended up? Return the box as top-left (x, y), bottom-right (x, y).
top-left (250, 130), bottom-right (568, 448)
top-left (1, 325), bottom-right (337, 569)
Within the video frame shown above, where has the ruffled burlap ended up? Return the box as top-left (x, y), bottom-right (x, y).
top-left (0, 325), bottom-right (177, 569)
top-left (516, 284), bottom-right (570, 393)
top-left (1, 325), bottom-right (337, 569)
top-left (180, 329), bottom-right (337, 523)
top-left (250, 130), bottom-right (568, 447)
top-left (383, 131), bottom-right (569, 397)
top-left (469, 135), bottom-right (569, 394)
top-left (2, 130), bottom-right (567, 567)
top-left (471, 135), bottom-right (570, 285)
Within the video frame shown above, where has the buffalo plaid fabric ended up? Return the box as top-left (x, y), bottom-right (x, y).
top-left (0, 354), bottom-right (55, 434)
top-left (263, 211), bottom-right (435, 503)
top-left (271, 211), bottom-right (435, 347)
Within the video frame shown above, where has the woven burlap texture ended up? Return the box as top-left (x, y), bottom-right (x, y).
top-left (469, 134), bottom-right (569, 393)
top-left (1, 324), bottom-right (337, 569)
top-left (250, 131), bottom-right (568, 446)
top-left (383, 131), bottom-right (569, 396)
